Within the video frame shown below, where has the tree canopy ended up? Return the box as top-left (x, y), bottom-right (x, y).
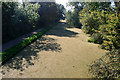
top-left (66, 1), bottom-right (120, 78)
top-left (2, 2), bottom-right (65, 43)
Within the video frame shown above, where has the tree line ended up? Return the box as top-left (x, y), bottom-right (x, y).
top-left (2, 2), bottom-right (65, 43)
top-left (66, 1), bottom-right (120, 78)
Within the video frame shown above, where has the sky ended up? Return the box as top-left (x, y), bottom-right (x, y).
top-left (56, 0), bottom-right (73, 11)
top-left (55, 0), bottom-right (68, 8)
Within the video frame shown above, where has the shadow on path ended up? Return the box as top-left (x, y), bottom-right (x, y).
top-left (2, 36), bottom-right (62, 75)
top-left (2, 22), bottom-right (79, 75)
top-left (46, 22), bottom-right (79, 37)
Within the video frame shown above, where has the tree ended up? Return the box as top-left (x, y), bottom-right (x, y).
top-left (2, 2), bottom-right (64, 43)
top-left (23, 2), bottom-right (40, 27)
top-left (66, 2), bottom-right (84, 28)
top-left (57, 4), bottom-right (65, 20)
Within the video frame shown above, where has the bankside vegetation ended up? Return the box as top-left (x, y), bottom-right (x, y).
top-left (2, 2), bottom-right (65, 43)
top-left (66, 1), bottom-right (120, 78)
top-left (2, 2), bottom-right (65, 63)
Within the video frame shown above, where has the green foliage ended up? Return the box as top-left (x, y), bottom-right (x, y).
top-left (80, 4), bottom-right (120, 50)
top-left (80, 10), bottom-right (102, 34)
top-left (99, 13), bottom-right (120, 50)
top-left (88, 2), bottom-right (111, 11)
top-left (23, 2), bottom-right (40, 27)
top-left (2, 2), bottom-right (64, 63)
top-left (65, 11), bottom-right (72, 25)
top-left (88, 33), bottom-right (103, 44)
top-left (78, 2), bottom-right (120, 78)
top-left (89, 49), bottom-right (120, 78)
top-left (66, 2), bottom-right (83, 28)
top-left (67, 2), bottom-right (119, 50)
top-left (2, 2), bottom-right (64, 43)
top-left (66, 10), bottom-right (82, 28)
top-left (57, 4), bottom-right (65, 20)
top-left (1, 23), bottom-right (57, 63)
top-left (88, 37), bottom-right (96, 43)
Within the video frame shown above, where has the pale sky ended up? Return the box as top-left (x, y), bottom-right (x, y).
top-left (56, 0), bottom-right (68, 8)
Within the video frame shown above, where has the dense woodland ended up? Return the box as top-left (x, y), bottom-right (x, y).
top-left (66, 2), bottom-right (120, 78)
top-left (2, 2), bottom-right (65, 43)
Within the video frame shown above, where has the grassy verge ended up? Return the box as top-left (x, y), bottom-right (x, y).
top-left (0, 23), bottom-right (57, 64)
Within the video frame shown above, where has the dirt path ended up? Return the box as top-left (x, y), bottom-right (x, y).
top-left (2, 22), bottom-right (107, 78)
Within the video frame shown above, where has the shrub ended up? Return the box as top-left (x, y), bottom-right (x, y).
top-left (88, 37), bottom-right (96, 43)
top-left (81, 11), bottom-right (101, 35)
top-left (98, 13), bottom-right (120, 50)
top-left (89, 49), bottom-right (120, 78)
top-left (79, 2), bottom-right (120, 78)
top-left (80, 9), bottom-right (120, 50)
top-left (2, 2), bottom-right (64, 43)
top-left (88, 33), bottom-right (103, 44)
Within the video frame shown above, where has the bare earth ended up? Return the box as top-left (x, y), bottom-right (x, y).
top-left (2, 22), bottom-right (107, 78)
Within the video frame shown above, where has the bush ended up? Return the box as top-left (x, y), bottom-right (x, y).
top-left (89, 49), bottom-right (120, 78)
top-left (79, 2), bottom-right (120, 78)
top-left (88, 33), bottom-right (103, 44)
top-left (98, 13), bottom-right (120, 50)
top-left (88, 37), bottom-right (96, 43)
top-left (66, 9), bottom-right (82, 28)
top-left (81, 11), bottom-right (101, 35)
top-left (80, 8), bottom-right (120, 50)
top-left (2, 2), bottom-right (64, 43)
